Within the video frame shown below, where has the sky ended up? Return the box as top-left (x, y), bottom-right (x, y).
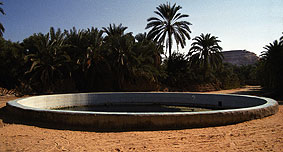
top-left (1, 0), bottom-right (283, 56)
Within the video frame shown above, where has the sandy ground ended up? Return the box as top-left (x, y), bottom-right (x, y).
top-left (0, 86), bottom-right (282, 152)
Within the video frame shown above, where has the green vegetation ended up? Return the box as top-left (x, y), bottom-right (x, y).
top-left (1, 2), bottom-right (281, 95)
top-left (0, 38), bottom-right (24, 89)
top-left (257, 33), bottom-right (283, 95)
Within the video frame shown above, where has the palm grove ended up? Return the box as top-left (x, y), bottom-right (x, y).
top-left (0, 3), bottom-right (282, 95)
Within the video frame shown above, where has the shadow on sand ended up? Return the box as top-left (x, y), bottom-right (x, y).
top-left (230, 88), bottom-right (283, 105)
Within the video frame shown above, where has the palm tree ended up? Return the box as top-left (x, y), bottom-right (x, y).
top-left (260, 39), bottom-right (283, 91)
top-left (83, 27), bottom-right (109, 91)
top-left (145, 2), bottom-right (192, 59)
top-left (64, 27), bottom-right (104, 72)
top-left (63, 27), bottom-right (87, 66)
top-left (102, 24), bottom-right (136, 90)
top-left (261, 40), bottom-right (282, 60)
top-left (102, 24), bottom-right (130, 40)
top-left (24, 27), bottom-right (72, 92)
top-left (188, 33), bottom-right (223, 72)
top-left (135, 32), bottom-right (162, 68)
top-left (0, 2), bottom-right (5, 37)
top-left (133, 33), bottom-right (162, 85)
top-left (64, 27), bottom-right (111, 91)
top-left (0, 38), bottom-right (25, 89)
top-left (163, 52), bottom-right (190, 89)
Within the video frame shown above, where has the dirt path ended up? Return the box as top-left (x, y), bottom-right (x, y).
top-left (0, 86), bottom-right (282, 151)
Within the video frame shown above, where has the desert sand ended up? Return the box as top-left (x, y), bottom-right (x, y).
top-left (0, 86), bottom-right (282, 152)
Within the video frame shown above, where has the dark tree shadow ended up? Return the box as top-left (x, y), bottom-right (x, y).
top-left (231, 87), bottom-right (283, 105)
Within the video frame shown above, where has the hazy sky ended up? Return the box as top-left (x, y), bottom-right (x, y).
top-left (1, 0), bottom-right (283, 55)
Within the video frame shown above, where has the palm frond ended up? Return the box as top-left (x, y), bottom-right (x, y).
top-left (145, 3), bottom-right (191, 57)
top-left (0, 23), bottom-right (4, 37)
top-left (0, 2), bottom-right (5, 15)
top-left (188, 33), bottom-right (223, 70)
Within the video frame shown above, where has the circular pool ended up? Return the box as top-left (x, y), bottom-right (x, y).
top-left (6, 92), bottom-right (278, 130)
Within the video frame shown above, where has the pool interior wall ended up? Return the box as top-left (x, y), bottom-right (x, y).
top-left (7, 93), bottom-right (279, 131)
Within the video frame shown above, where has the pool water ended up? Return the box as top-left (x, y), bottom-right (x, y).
top-left (53, 104), bottom-right (213, 112)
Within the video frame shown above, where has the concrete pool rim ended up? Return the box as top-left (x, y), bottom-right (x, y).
top-left (6, 92), bottom-right (279, 130)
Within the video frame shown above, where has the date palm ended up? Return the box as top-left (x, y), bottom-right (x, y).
top-left (64, 27), bottom-right (103, 72)
top-left (145, 2), bottom-right (192, 59)
top-left (103, 24), bottom-right (129, 41)
top-left (188, 33), bottom-right (223, 72)
top-left (102, 24), bottom-right (136, 90)
top-left (135, 32), bottom-right (162, 68)
top-left (133, 33), bottom-right (162, 84)
top-left (24, 27), bottom-right (72, 92)
top-left (0, 2), bottom-right (5, 37)
top-left (64, 27), bottom-right (106, 91)
top-left (83, 27), bottom-right (108, 91)
top-left (260, 39), bottom-right (283, 90)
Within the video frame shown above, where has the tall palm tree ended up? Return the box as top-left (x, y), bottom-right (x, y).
top-left (145, 2), bottom-right (192, 59)
top-left (0, 2), bottom-right (5, 37)
top-left (188, 33), bottom-right (223, 72)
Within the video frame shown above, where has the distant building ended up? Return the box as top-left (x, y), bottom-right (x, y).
top-left (222, 50), bottom-right (259, 66)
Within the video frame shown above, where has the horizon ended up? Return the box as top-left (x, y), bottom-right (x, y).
top-left (1, 0), bottom-right (283, 56)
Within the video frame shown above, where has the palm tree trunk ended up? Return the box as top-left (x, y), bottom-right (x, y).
top-left (168, 28), bottom-right (172, 60)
